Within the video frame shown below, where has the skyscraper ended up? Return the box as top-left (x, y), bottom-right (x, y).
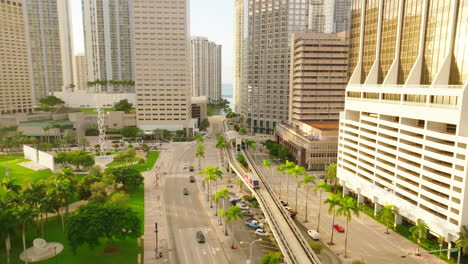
top-left (323, 0), bottom-right (351, 33)
top-left (82, 0), bottom-right (134, 92)
top-left (338, 0), bottom-right (468, 245)
top-left (23, 0), bottom-right (70, 103)
top-left (57, 0), bottom-right (74, 91)
top-left (233, 0), bottom-right (244, 112)
top-left (132, 0), bottom-right (192, 133)
top-left (0, 0), bottom-right (33, 114)
top-left (242, 0), bottom-right (309, 134)
top-left (308, 0), bottom-right (325, 33)
top-left (191, 37), bottom-right (222, 102)
top-left (74, 54), bottom-right (88, 91)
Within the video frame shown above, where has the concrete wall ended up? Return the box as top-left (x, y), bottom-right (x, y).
top-left (53, 90), bottom-right (136, 108)
top-left (23, 145), bottom-right (55, 171)
top-left (23, 145), bottom-right (38, 162)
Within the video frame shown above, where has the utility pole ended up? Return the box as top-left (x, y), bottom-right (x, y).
top-left (154, 222), bottom-right (158, 259)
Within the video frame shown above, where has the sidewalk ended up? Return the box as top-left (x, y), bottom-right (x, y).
top-left (143, 147), bottom-right (171, 264)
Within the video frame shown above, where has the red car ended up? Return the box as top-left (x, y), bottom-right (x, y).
top-left (333, 224), bottom-right (345, 233)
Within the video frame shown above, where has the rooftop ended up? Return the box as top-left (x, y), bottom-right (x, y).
top-left (18, 120), bottom-right (74, 127)
top-left (303, 121), bottom-right (339, 131)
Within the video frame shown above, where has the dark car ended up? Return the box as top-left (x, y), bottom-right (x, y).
top-left (189, 166), bottom-right (194, 172)
top-left (242, 210), bottom-right (253, 217)
top-left (189, 176), bottom-right (195, 182)
top-left (196, 231), bottom-right (205, 243)
top-left (183, 188), bottom-right (189, 195)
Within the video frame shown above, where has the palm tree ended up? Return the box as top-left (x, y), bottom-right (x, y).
top-left (260, 252), bottom-right (282, 264)
top-left (153, 129), bottom-right (163, 140)
top-left (263, 159), bottom-right (271, 176)
top-left (409, 219), bottom-right (428, 255)
top-left (51, 122), bottom-right (61, 143)
top-left (336, 196), bottom-right (359, 257)
top-left (196, 144), bottom-right (205, 171)
top-left (200, 166), bottom-right (217, 206)
top-left (213, 188), bottom-right (230, 222)
top-left (215, 134), bottom-right (226, 166)
top-left (456, 225), bottom-right (468, 264)
top-left (221, 205), bottom-right (243, 246)
top-left (325, 163), bottom-right (338, 193)
top-left (315, 181), bottom-right (327, 232)
top-left (291, 165), bottom-right (306, 210)
top-left (284, 160), bottom-right (296, 204)
top-left (195, 133), bottom-right (204, 144)
top-left (15, 203), bottom-right (38, 255)
top-left (0, 197), bottom-right (17, 264)
top-left (23, 182), bottom-right (47, 235)
top-left (236, 178), bottom-right (243, 192)
top-left (380, 203), bottom-right (397, 234)
top-left (298, 173), bottom-right (315, 222)
top-left (1, 178), bottom-right (21, 194)
top-left (324, 192), bottom-right (342, 245)
top-left (43, 124), bottom-right (51, 143)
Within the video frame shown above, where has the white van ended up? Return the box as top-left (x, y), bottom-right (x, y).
top-left (307, 230), bottom-right (320, 240)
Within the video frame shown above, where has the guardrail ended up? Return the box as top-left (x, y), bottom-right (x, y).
top-left (222, 121), bottom-right (320, 264)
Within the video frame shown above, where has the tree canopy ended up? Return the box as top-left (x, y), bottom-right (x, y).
top-left (55, 150), bottom-right (95, 170)
top-left (113, 99), bottom-right (133, 113)
top-left (66, 203), bottom-right (141, 254)
top-left (39, 95), bottom-right (65, 107)
top-left (104, 166), bottom-right (143, 190)
top-left (121, 126), bottom-right (142, 138)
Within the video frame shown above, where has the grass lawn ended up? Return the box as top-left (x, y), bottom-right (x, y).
top-left (79, 108), bottom-right (113, 115)
top-left (107, 157), bottom-right (142, 167)
top-left (0, 155), bottom-right (55, 188)
top-left (133, 151), bottom-right (159, 172)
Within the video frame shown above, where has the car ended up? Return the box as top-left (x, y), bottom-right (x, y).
top-left (280, 200), bottom-right (288, 206)
top-left (333, 224), bottom-right (345, 233)
top-left (284, 206), bottom-right (297, 217)
top-left (242, 210), bottom-right (253, 217)
top-left (189, 176), bottom-right (195, 182)
top-left (196, 231), bottom-right (205, 243)
top-left (307, 230), bottom-right (320, 240)
top-left (183, 164), bottom-right (187, 169)
top-left (255, 229), bottom-right (268, 237)
top-left (245, 220), bottom-right (263, 228)
top-left (183, 188), bottom-right (189, 195)
top-left (229, 196), bottom-right (241, 203)
top-left (189, 166), bottom-right (194, 172)
top-left (238, 203), bottom-right (249, 210)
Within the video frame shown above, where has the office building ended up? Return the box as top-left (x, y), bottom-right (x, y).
top-left (323, 0), bottom-right (351, 33)
top-left (242, 0), bottom-right (309, 134)
top-left (24, 0), bottom-right (70, 103)
top-left (57, 0), bottom-right (74, 91)
top-left (308, 0), bottom-right (325, 33)
top-left (233, 0), bottom-right (244, 112)
top-left (82, 0), bottom-right (134, 92)
top-left (74, 54), bottom-right (88, 91)
top-left (275, 31), bottom-right (348, 170)
top-left (191, 37), bottom-right (222, 102)
top-left (0, 0), bottom-right (33, 114)
top-left (132, 0), bottom-right (193, 134)
top-left (338, 0), bottom-right (468, 245)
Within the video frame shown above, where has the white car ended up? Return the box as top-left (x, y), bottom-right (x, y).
top-left (255, 229), bottom-right (268, 237)
top-left (307, 230), bottom-right (320, 240)
top-left (183, 164), bottom-right (187, 169)
top-left (238, 204), bottom-right (249, 210)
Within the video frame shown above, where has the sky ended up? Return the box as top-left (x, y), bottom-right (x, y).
top-left (71, 0), bottom-right (234, 84)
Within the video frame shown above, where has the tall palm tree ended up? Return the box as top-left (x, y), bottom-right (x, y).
top-left (221, 205), bottom-right (243, 246)
top-left (200, 166), bottom-right (217, 206)
top-left (42, 125), bottom-right (51, 143)
top-left (291, 165), bottom-right (306, 210)
top-left (298, 173), bottom-right (315, 222)
top-left (213, 188), bottom-right (230, 221)
top-left (284, 160), bottom-right (296, 204)
top-left (263, 159), bottom-right (271, 177)
top-left (409, 219), bottom-right (428, 255)
top-left (324, 192), bottom-right (342, 245)
top-left (315, 181), bottom-right (327, 232)
top-left (336, 196), bottom-right (359, 258)
top-left (0, 197), bottom-right (17, 264)
top-left (216, 134), bottom-right (227, 166)
top-left (456, 225), bottom-right (468, 264)
top-left (325, 163), bottom-right (338, 193)
top-left (1, 178), bottom-right (21, 194)
top-left (15, 203), bottom-right (38, 255)
top-left (236, 178), bottom-right (243, 192)
top-left (23, 182), bottom-right (47, 234)
top-left (380, 203), bottom-right (397, 234)
top-left (196, 144), bottom-right (205, 171)
top-left (51, 122), bottom-right (61, 143)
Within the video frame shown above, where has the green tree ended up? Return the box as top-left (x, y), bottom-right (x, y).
top-left (200, 119), bottom-right (210, 130)
top-left (298, 173), bottom-right (316, 222)
top-left (107, 191), bottom-right (129, 207)
top-left (324, 193), bottom-right (342, 245)
top-left (113, 99), bottom-right (133, 113)
top-left (260, 252), bottom-right (282, 264)
top-left (63, 129), bottom-right (76, 145)
top-left (291, 165), bottom-right (306, 211)
top-left (200, 166), bottom-right (222, 207)
top-left (15, 203), bottom-right (38, 254)
top-left (0, 198), bottom-right (16, 264)
top-left (221, 205), bottom-right (243, 245)
top-left (153, 129), bottom-right (163, 140)
top-left (78, 137), bottom-right (89, 150)
top-left (104, 166), bottom-right (143, 191)
top-left (336, 196), bottom-right (359, 258)
top-left (66, 203), bottom-right (142, 254)
top-left (277, 160), bottom-right (295, 204)
top-left (216, 134), bottom-right (226, 166)
top-left (277, 145), bottom-right (290, 161)
top-left (239, 127), bottom-right (247, 135)
top-left (236, 154), bottom-right (248, 168)
top-left (409, 219), bottom-right (428, 255)
top-left (175, 130), bottom-right (185, 138)
top-left (51, 122), bottom-right (62, 143)
top-left (196, 144), bottom-right (205, 171)
top-left (43, 124), bottom-right (52, 143)
top-left (380, 203), bottom-right (397, 234)
top-left (456, 225), bottom-right (468, 263)
top-left (325, 163), bottom-right (338, 193)
top-left (351, 260), bottom-right (367, 264)
top-left (38, 95), bottom-right (64, 107)
top-left (162, 129), bottom-right (171, 140)
top-left (195, 133), bottom-right (204, 144)
top-left (213, 188), bottom-right (230, 221)
top-left (315, 181), bottom-right (327, 232)
top-left (309, 241), bottom-right (323, 254)
top-left (121, 126), bottom-right (142, 138)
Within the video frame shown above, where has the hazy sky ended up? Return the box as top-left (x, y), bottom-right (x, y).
top-left (71, 0), bottom-right (234, 84)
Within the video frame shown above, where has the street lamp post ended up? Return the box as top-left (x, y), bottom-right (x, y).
top-left (154, 222), bottom-right (158, 259)
top-left (53, 246), bottom-right (58, 264)
top-left (240, 239), bottom-right (262, 264)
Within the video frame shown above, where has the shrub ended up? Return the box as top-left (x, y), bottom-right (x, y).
top-left (309, 241), bottom-right (323, 254)
top-left (237, 154), bottom-right (248, 168)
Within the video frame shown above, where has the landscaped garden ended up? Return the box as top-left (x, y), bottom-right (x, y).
top-left (0, 147), bottom-right (157, 263)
